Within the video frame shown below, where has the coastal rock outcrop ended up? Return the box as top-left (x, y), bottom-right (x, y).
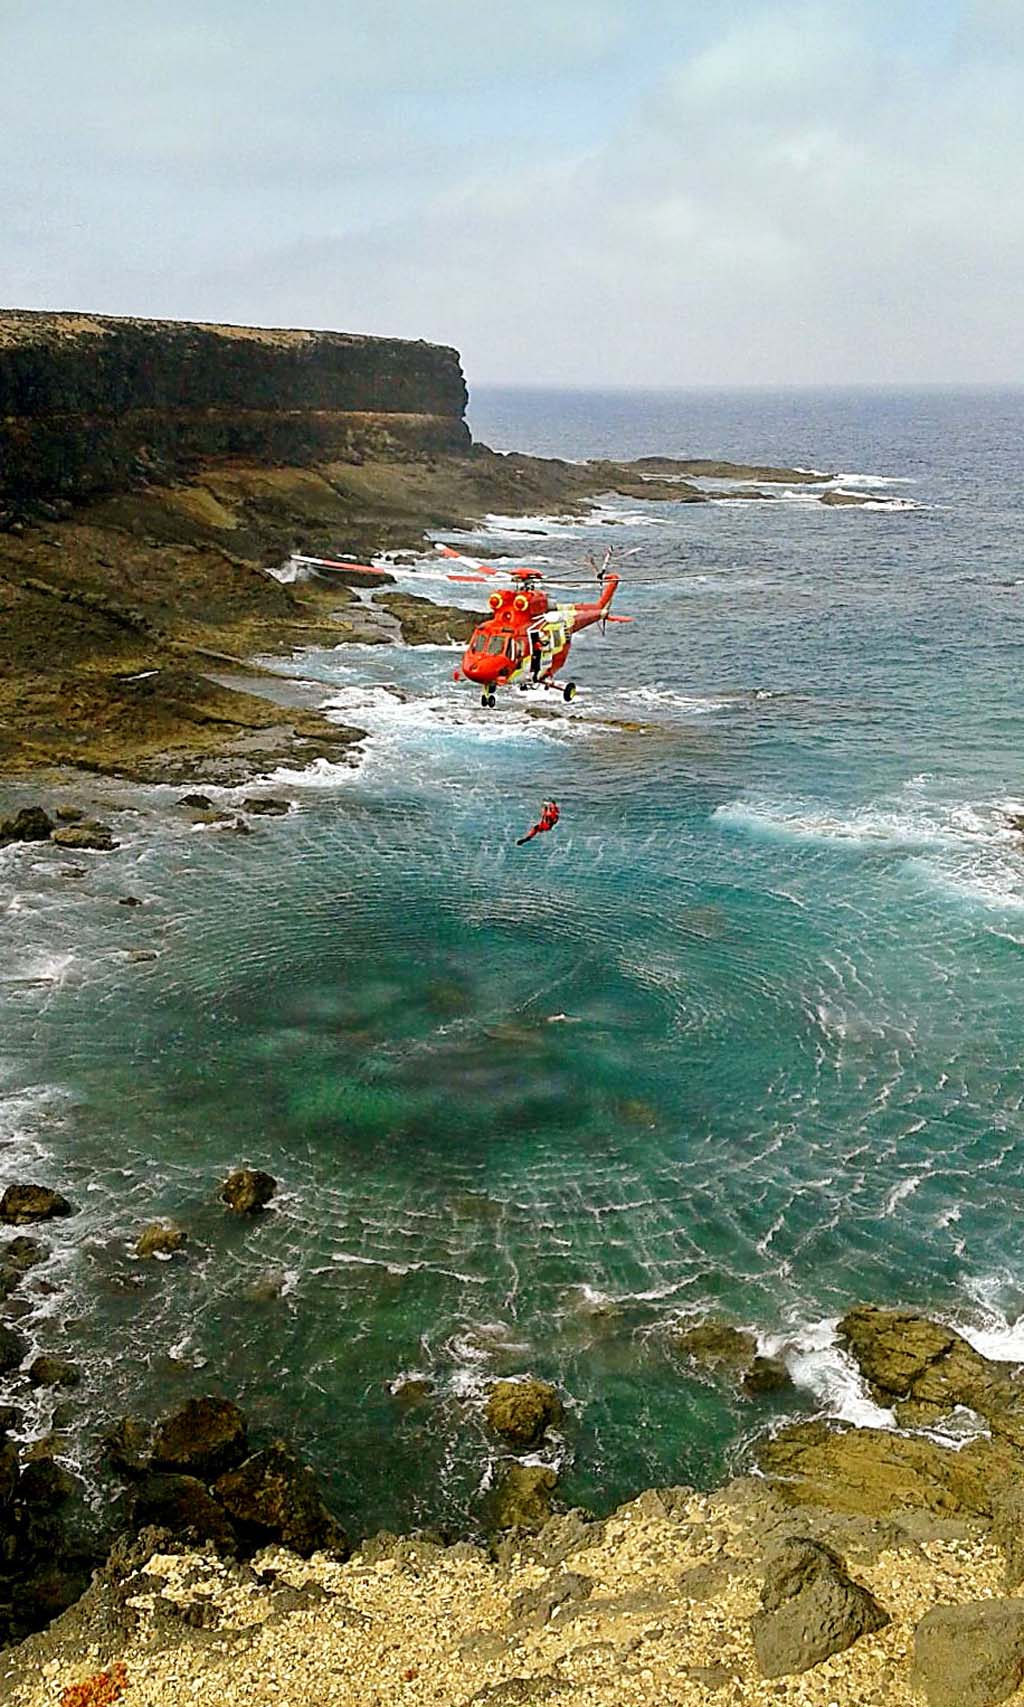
top-left (673, 1317), bottom-right (791, 1397)
top-left (135, 1221), bottom-right (187, 1259)
top-left (373, 590), bottom-right (476, 646)
top-left (487, 1466), bottom-right (559, 1534)
top-left (751, 1536), bottom-right (889, 1677)
top-left (0, 1185), bottom-right (75, 1225)
top-left (220, 1168), bottom-right (277, 1214)
top-left (0, 1324), bottom-right (28, 1375)
top-left (131, 1473), bottom-right (238, 1554)
top-left (213, 1442), bottom-right (346, 1556)
top-left (150, 1396), bottom-right (248, 1480)
top-left (0, 806), bottom-right (54, 845)
top-left (757, 1418), bottom-right (1021, 1518)
top-left (485, 1379), bottom-right (563, 1448)
top-left (51, 821), bottom-right (119, 852)
top-left (838, 1304), bottom-right (1024, 1445)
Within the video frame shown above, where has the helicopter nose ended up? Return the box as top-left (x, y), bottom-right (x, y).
top-left (462, 650), bottom-right (500, 683)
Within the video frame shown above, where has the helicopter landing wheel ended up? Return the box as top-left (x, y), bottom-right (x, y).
top-left (563, 681), bottom-right (577, 703)
top-left (480, 691), bottom-right (490, 708)
top-left (487, 693), bottom-right (497, 708)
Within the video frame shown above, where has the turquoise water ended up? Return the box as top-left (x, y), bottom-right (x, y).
top-left (3, 387), bottom-right (1024, 1532)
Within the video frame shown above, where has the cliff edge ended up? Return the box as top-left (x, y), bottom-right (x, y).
top-left (0, 311), bottom-right (469, 504)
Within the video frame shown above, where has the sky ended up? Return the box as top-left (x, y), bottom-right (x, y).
top-left (3, 0), bottom-right (1023, 386)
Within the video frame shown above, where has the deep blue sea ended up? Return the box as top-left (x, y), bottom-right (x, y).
top-left (3, 386), bottom-right (1024, 1533)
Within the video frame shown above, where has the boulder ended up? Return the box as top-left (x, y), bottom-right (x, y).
top-left (485, 1379), bottom-right (563, 1447)
top-left (178, 794), bottom-right (213, 809)
top-left (240, 797), bottom-right (291, 816)
top-left (131, 1472), bottom-right (238, 1552)
top-left (751, 1537), bottom-right (889, 1678)
top-left (0, 1235), bottom-right (47, 1299)
top-left (0, 806), bottom-right (54, 845)
top-left (213, 1441), bottom-right (346, 1556)
top-left (0, 1324), bottom-right (28, 1375)
top-left (674, 1320), bottom-right (757, 1369)
top-left (819, 489), bottom-right (876, 506)
top-left (837, 1305), bottom-right (1024, 1449)
top-left (220, 1168), bottom-right (278, 1215)
top-left (54, 805), bottom-right (84, 823)
top-left (742, 1354), bottom-right (792, 1396)
top-left (51, 821), bottom-right (118, 851)
top-left (135, 1221), bottom-right (187, 1259)
top-left (0, 1184), bottom-right (75, 1224)
top-left (913, 1599), bottom-right (1024, 1707)
top-left (101, 1415), bottom-right (155, 1479)
top-left (150, 1396), bottom-right (248, 1479)
top-left (27, 1355), bottom-right (80, 1389)
top-left (757, 1419), bottom-right (1022, 1519)
top-left (487, 1465), bottom-right (558, 1534)
top-left (17, 1458), bottom-right (80, 1507)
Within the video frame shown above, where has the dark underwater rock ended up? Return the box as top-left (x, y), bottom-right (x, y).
top-left (240, 797), bottom-right (291, 816)
top-left (220, 1168), bottom-right (278, 1214)
top-left (150, 1395), bottom-right (248, 1479)
top-left (0, 1323), bottom-right (28, 1375)
top-left (28, 1354), bottom-right (81, 1389)
top-left (487, 1465), bottom-right (559, 1535)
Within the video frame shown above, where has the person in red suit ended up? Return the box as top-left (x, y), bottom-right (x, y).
top-left (517, 800), bottom-right (560, 846)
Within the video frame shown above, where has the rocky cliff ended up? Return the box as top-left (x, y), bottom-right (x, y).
top-left (0, 311), bottom-right (469, 504)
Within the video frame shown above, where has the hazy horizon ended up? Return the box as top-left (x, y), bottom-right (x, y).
top-left (4, 1), bottom-right (1023, 389)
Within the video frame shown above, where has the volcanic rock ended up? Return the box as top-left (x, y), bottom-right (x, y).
top-left (487, 1465), bottom-right (559, 1534)
top-left (131, 1472), bottom-right (238, 1552)
top-left (27, 1355), bottom-right (81, 1389)
top-left (758, 1419), bottom-right (1023, 1518)
top-left (742, 1354), bottom-right (792, 1396)
top-left (819, 489), bottom-right (875, 506)
top-left (373, 590), bottom-right (476, 646)
top-left (179, 794), bottom-right (213, 809)
top-left (838, 1305), bottom-right (1024, 1448)
top-left (751, 1536), bottom-right (888, 1677)
top-left (913, 1598), bottom-right (1024, 1707)
top-left (135, 1221), bottom-right (188, 1259)
top-left (240, 797), bottom-right (291, 816)
top-left (674, 1320), bottom-right (758, 1370)
top-left (101, 1415), bottom-right (155, 1479)
top-left (220, 1168), bottom-right (278, 1215)
top-left (54, 805), bottom-right (84, 823)
top-left (51, 821), bottom-right (119, 851)
top-left (0, 1184), bottom-right (75, 1224)
top-left (0, 1235), bottom-right (47, 1298)
top-left (0, 1323), bottom-right (28, 1375)
top-left (0, 806), bottom-right (55, 844)
top-left (150, 1396), bottom-right (248, 1479)
top-left (213, 1441), bottom-right (346, 1556)
top-left (485, 1379), bottom-right (563, 1447)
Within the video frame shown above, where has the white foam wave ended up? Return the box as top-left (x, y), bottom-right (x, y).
top-left (761, 1318), bottom-right (896, 1428)
top-left (620, 686), bottom-right (730, 716)
top-left (262, 755), bottom-right (366, 789)
top-left (833, 472), bottom-right (915, 489)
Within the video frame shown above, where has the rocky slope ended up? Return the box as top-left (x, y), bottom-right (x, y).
top-left (6, 1302), bottom-right (1024, 1703)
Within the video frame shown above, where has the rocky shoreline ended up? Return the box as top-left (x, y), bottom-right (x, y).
top-left (4, 1260), bottom-right (1024, 1703)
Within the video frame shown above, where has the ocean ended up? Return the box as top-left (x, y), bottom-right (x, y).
top-left (3, 385), bottom-right (1024, 1532)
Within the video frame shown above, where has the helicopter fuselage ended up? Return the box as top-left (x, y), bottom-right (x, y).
top-left (457, 573), bottom-right (619, 697)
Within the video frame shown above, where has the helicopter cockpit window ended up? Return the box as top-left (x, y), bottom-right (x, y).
top-left (486, 635), bottom-right (507, 654)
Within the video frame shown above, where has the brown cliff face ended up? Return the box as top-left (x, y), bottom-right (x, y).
top-left (0, 311), bottom-right (469, 504)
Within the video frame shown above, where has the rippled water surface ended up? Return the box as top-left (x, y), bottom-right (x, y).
top-left (3, 387), bottom-right (1024, 1530)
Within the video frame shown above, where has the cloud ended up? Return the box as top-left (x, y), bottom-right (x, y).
top-left (2, 1), bottom-right (1023, 383)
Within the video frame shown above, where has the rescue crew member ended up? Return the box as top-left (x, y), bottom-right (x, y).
top-left (517, 800), bottom-right (560, 846)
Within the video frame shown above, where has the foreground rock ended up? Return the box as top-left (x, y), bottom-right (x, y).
top-left (150, 1396), bottom-right (248, 1480)
top-left (485, 1379), bottom-right (563, 1447)
top-left (913, 1599), bottom-right (1024, 1707)
top-left (0, 1185), bottom-right (74, 1225)
top-left (131, 1473), bottom-right (238, 1553)
top-left (214, 1442), bottom-right (347, 1556)
top-left (751, 1536), bottom-right (888, 1677)
top-left (487, 1465), bottom-right (559, 1534)
top-left (220, 1168), bottom-right (277, 1215)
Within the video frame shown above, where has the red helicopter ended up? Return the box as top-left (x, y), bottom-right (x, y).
top-left (446, 546), bottom-right (634, 708)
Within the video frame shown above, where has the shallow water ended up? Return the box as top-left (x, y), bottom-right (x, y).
top-left (3, 387), bottom-right (1024, 1531)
